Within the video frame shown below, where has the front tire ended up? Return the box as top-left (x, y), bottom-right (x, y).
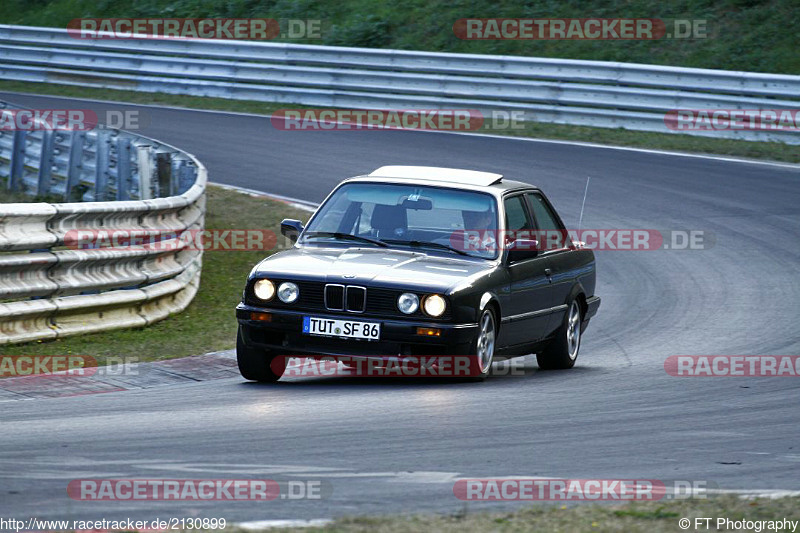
top-left (537, 299), bottom-right (582, 370)
top-left (468, 308), bottom-right (497, 380)
top-left (237, 326), bottom-right (286, 382)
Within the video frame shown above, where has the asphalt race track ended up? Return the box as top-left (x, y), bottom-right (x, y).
top-left (1, 92), bottom-right (799, 523)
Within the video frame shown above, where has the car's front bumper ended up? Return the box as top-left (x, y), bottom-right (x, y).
top-left (236, 303), bottom-right (478, 356)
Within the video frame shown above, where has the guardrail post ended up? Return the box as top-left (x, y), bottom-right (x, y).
top-left (168, 154), bottom-right (178, 197)
top-left (94, 129), bottom-right (110, 201)
top-left (170, 158), bottom-right (182, 196)
top-left (36, 130), bottom-right (55, 196)
top-left (136, 144), bottom-right (153, 200)
top-left (177, 160), bottom-right (197, 194)
top-left (8, 130), bottom-right (26, 191)
top-left (155, 151), bottom-right (172, 198)
top-left (65, 130), bottom-right (86, 201)
top-left (116, 136), bottom-right (132, 201)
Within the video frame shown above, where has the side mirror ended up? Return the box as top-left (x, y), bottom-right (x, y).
top-left (280, 219), bottom-right (304, 243)
top-left (507, 238), bottom-right (540, 262)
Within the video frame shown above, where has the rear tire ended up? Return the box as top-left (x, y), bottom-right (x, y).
top-left (237, 326), bottom-right (286, 382)
top-left (537, 299), bottom-right (582, 370)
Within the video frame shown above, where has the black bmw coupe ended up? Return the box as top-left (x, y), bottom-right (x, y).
top-left (236, 166), bottom-right (600, 381)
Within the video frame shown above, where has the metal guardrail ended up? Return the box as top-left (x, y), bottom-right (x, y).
top-left (0, 99), bottom-right (206, 345)
top-left (0, 24), bottom-right (798, 144)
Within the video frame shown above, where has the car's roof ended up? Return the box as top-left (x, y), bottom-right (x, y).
top-left (348, 166), bottom-right (535, 195)
top-left (368, 166), bottom-right (502, 186)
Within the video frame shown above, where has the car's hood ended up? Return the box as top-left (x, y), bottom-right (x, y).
top-left (253, 245), bottom-right (495, 292)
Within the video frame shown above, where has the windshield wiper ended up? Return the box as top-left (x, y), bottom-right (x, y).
top-left (303, 231), bottom-right (388, 248)
top-left (384, 239), bottom-right (469, 256)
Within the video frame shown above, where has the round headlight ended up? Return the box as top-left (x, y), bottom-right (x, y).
top-left (253, 279), bottom-right (275, 301)
top-left (278, 282), bottom-right (299, 303)
top-left (422, 294), bottom-right (446, 317)
top-left (397, 292), bottom-right (419, 314)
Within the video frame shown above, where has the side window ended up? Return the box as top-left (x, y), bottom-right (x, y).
top-left (503, 195), bottom-right (534, 231)
top-left (527, 193), bottom-right (566, 250)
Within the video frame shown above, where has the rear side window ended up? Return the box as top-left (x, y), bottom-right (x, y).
top-left (504, 195), bottom-right (533, 231)
top-left (527, 193), bottom-right (566, 250)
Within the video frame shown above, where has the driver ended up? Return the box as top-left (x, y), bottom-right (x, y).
top-left (462, 209), bottom-right (497, 254)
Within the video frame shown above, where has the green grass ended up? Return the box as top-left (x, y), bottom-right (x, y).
top-left (1, 0), bottom-right (798, 74)
top-left (237, 495), bottom-right (800, 532)
top-left (0, 185), bottom-right (310, 364)
top-left (0, 80), bottom-right (798, 163)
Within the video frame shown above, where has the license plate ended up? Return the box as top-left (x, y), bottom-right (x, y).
top-left (302, 316), bottom-right (380, 340)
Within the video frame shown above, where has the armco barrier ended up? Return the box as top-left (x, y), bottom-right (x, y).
top-left (0, 24), bottom-right (798, 144)
top-left (0, 99), bottom-right (206, 345)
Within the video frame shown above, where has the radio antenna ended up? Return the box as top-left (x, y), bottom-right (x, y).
top-left (577, 176), bottom-right (591, 237)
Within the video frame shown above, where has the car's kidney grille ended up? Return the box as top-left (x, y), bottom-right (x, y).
top-left (324, 284), bottom-right (344, 310)
top-left (345, 286), bottom-right (366, 312)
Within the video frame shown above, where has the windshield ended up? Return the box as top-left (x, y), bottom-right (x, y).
top-left (301, 182), bottom-right (499, 259)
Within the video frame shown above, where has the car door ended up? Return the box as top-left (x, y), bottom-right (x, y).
top-left (524, 191), bottom-right (578, 337)
top-left (501, 193), bottom-right (556, 347)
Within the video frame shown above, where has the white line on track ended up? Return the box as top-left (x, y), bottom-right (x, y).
top-left (211, 182), bottom-right (318, 211)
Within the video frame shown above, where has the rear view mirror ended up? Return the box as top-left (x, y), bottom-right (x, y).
top-left (281, 219), bottom-right (304, 243)
top-left (400, 197), bottom-right (433, 210)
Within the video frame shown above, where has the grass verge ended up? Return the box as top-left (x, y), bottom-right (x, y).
top-left (0, 185), bottom-right (310, 364)
top-left (247, 495), bottom-right (799, 532)
top-left (0, 80), bottom-right (797, 164)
